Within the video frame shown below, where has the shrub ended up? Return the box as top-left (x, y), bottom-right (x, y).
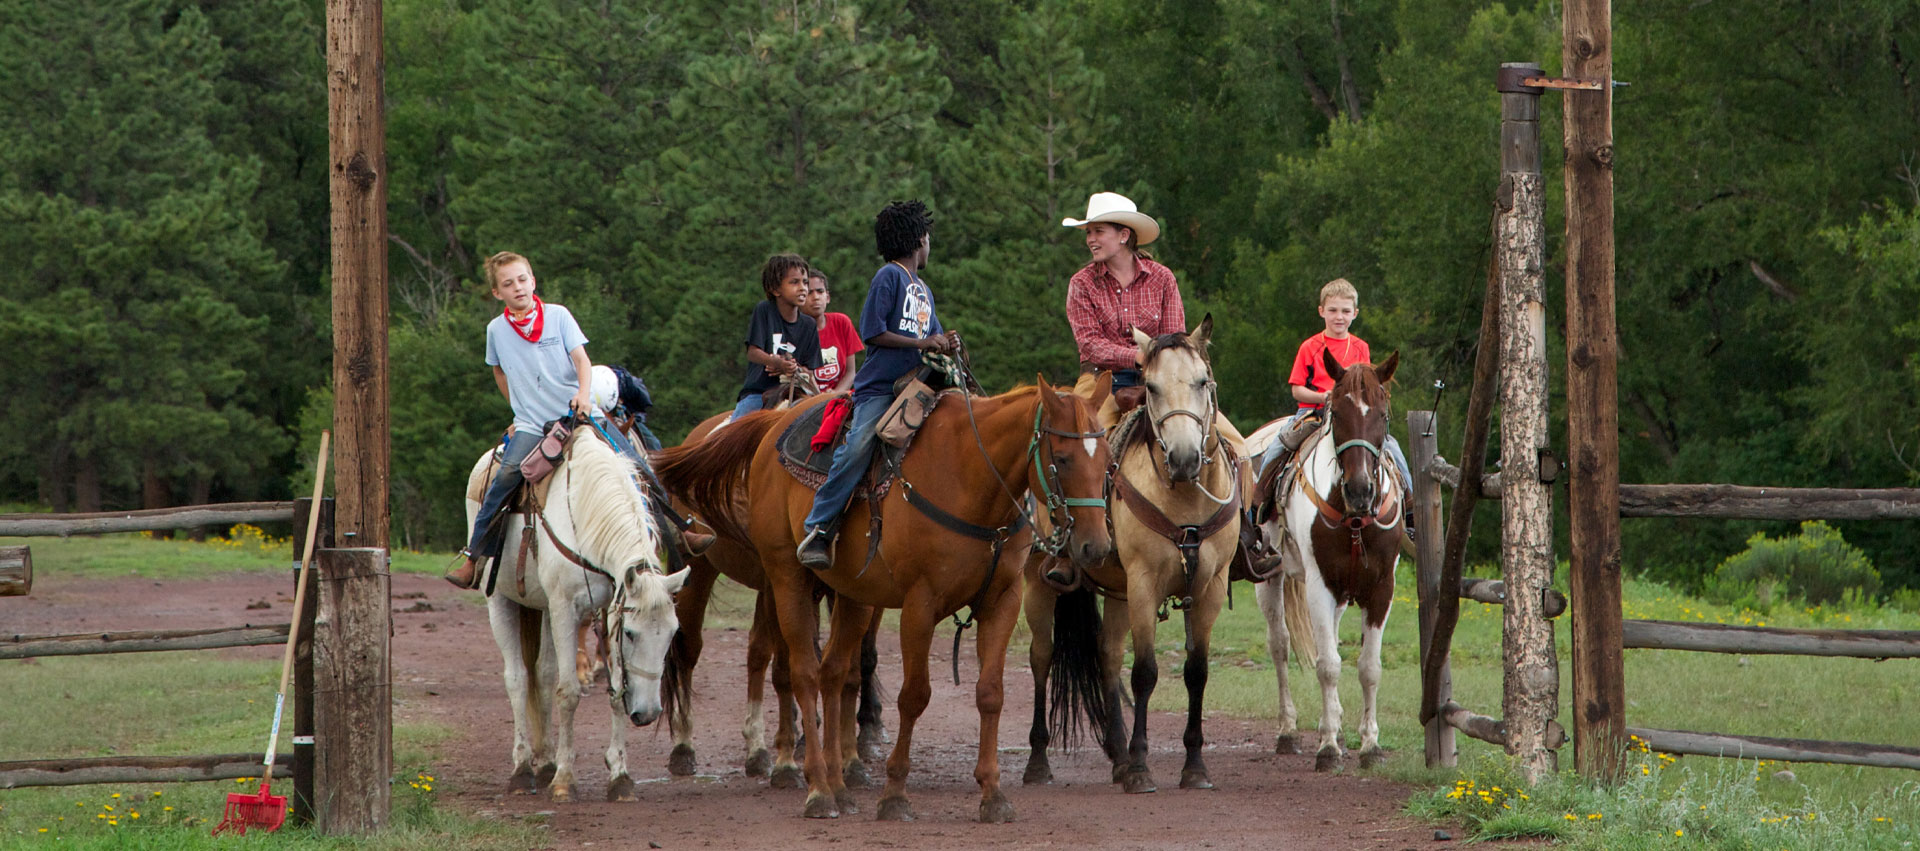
top-left (1708, 521), bottom-right (1880, 608)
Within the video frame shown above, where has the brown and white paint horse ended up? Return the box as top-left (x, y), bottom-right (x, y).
top-left (1251, 349), bottom-right (1402, 771)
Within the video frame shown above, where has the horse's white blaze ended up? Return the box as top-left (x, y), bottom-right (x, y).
top-left (1083, 437), bottom-right (1097, 458)
top-left (1356, 398), bottom-right (1371, 417)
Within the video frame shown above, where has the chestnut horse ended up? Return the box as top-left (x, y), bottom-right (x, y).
top-left (655, 378), bottom-right (1111, 822)
top-left (659, 410), bottom-right (887, 789)
top-left (1250, 349), bottom-right (1402, 770)
top-left (1023, 317), bottom-right (1246, 793)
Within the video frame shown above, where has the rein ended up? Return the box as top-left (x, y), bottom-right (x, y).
top-left (1295, 429), bottom-right (1402, 573)
top-left (1111, 422), bottom-right (1243, 608)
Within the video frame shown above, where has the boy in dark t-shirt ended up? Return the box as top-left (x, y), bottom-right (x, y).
top-left (796, 201), bottom-right (957, 570)
top-left (731, 253), bottom-right (823, 421)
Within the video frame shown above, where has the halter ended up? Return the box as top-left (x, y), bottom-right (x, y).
top-left (1142, 375), bottom-right (1220, 486)
top-left (1297, 390), bottom-right (1402, 573)
top-left (1025, 401), bottom-right (1110, 557)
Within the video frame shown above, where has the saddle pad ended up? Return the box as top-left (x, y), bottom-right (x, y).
top-left (775, 402), bottom-right (903, 499)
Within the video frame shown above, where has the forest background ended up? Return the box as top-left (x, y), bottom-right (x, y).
top-left (4, 0), bottom-right (1918, 593)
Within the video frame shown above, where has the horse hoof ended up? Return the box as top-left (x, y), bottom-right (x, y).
top-left (835, 788), bottom-right (860, 815)
top-left (978, 792), bottom-right (1016, 824)
top-left (668, 744), bottom-right (698, 777)
top-left (802, 792), bottom-right (840, 819)
top-left (1359, 748), bottom-right (1387, 770)
top-left (876, 795), bottom-right (915, 822)
top-left (508, 767), bottom-right (539, 796)
top-left (1023, 760), bottom-right (1053, 786)
top-left (1314, 750), bottom-right (1342, 773)
top-left (843, 759), bottom-right (875, 789)
top-left (770, 765), bottom-right (804, 789)
top-left (744, 748), bottom-right (773, 777)
top-left (606, 774), bottom-right (637, 802)
top-left (551, 786), bottom-right (574, 804)
top-left (1274, 734), bottom-right (1304, 755)
top-left (1179, 769), bottom-right (1214, 790)
top-left (1122, 768), bottom-right (1157, 794)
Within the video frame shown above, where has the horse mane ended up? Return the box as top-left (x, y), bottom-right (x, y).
top-left (1142, 331), bottom-right (1207, 365)
top-left (563, 432), bottom-right (663, 576)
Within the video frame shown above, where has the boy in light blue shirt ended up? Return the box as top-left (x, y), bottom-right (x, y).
top-left (446, 251), bottom-right (593, 589)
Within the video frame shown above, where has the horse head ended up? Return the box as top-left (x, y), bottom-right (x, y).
top-left (1132, 314), bottom-right (1217, 483)
top-left (1322, 348), bottom-right (1398, 519)
top-left (607, 561), bottom-right (690, 727)
top-left (1035, 375), bottom-right (1114, 570)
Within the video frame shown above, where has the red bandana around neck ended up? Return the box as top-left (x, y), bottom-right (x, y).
top-left (504, 296), bottom-right (545, 343)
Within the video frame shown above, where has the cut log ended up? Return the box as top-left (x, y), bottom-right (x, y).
top-left (1629, 727), bottom-right (1920, 771)
top-left (1619, 484), bottom-right (1920, 520)
top-left (1623, 620), bottom-right (1920, 658)
top-left (0, 624), bottom-right (290, 660)
top-left (0, 754), bottom-right (291, 788)
top-left (0, 502), bottom-right (295, 537)
top-left (0, 546), bottom-right (28, 596)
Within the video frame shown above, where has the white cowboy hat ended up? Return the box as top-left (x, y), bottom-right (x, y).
top-left (1061, 192), bottom-right (1160, 246)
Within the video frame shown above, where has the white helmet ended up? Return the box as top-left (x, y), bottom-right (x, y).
top-left (588, 365), bottom-right (621, 414)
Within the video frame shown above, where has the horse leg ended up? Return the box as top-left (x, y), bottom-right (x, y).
top-left (971, 577), bottom-right (1023, 823)
top-left (769, 567), bottom-right (837, 818)
top-left (1310, 593), bottom-right (1348, 772)
top-left (742, 590), bottom-right (777, 779)
top-left (669, 560), bottom-right (718, 777)
top-left (838, 608), bottom-right (877, 790)
top-left (877, 593), bottom-right (938, 822)
top-left (1098, 593), bottom-right (1132, 784)
top-left (544, 604), bottom-right (588, 802)
top-left (1121, 588), bottom-right (1161, 794)
top-left (768, 631), bottom-right (804, 788)
top-left (530, 610), bottom-right (559, 790)
top-left (1356, 610), bottom-right (1389, 769)
top-left (1021, 564), bottom-right (1056, 786)
top-left (1178, 569), bottom-right (1228, 790)
top-left (489, 597), bottom-right (541, 795)
top-left (818, 598), bottom-right (871, 814)
top-left (604, 684), bottom-right (636, 801)
top-left (1255, 576), bottom-right (1303, 755)
top-left (856, 615), bottom-right (888, 765)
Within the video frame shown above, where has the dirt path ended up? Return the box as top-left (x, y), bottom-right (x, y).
top-left (7, 571), bottom-right (1454, 850)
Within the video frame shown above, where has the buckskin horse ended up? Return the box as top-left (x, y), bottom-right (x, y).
top-left (657, 409), bottom-right (889, 790)
top-left (654, 377), bottom-right (1111, 822)
top-left (463, 427), bottom-right (689, 802)
top-left (1025, 317), bottom-right (1246, 793)
top-left (1249, 349), bottom-right (1402, 771)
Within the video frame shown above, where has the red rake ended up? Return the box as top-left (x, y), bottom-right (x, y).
top-left (214, 432), bottom-right (329, 837)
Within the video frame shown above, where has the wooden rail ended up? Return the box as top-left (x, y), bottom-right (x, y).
top-left (1438, 701), bottom-right (1568, 750)
top-left (0, 502), bottom-right (296, 537)
top-left (1, 624), bottom-right (291, 660)
top-left (1629, 727), bottom-right (1920, 772)
top-left (1623, 620), bottom-right (1920, 658)
top-left (1619, 484), bottom-right (1920, 520)
top-left (0, 754), bottom-right (292, 789)
top-left (1460, 578), bottom-right (1567, 618)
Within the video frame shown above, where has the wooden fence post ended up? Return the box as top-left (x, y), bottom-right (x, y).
top-left (1563, 0), bottom-right (1626, 782)
top-left (290, 497), bottom-right (333, 825)
top-left (1496, 61), bottom-right (1560, 782)
top-left (328, 0), bottom-right (389, 551)
top-left (1409, 411), bottom-right (1456, 767)
top-left (0, 546), bottom-right (30, 596)
top-left (312, 547), bottom-right (389, 835)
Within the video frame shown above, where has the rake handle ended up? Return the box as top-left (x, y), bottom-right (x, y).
top-left (260, 431), bottom-right (330, 781)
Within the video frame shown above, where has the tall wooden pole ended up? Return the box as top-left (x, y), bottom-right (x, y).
top-left (312, 548), bottom-right (392, 834)
top-left (1563, 0), bottom-right (1625, 781)
top-left (1495, 62), bottom-right (1559, 783)
top-left (1408, 411), bottom-right (1455, 767)
top-left (328, 0), bottom-right (389, 551)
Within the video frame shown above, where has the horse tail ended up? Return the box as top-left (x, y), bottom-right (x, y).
top-left (661, 626), bottom-right (694, 731)
top-left (1283, 571), bottom-right (1319, 669)
top-left (517, 605), bottom-right (545, 722)
top-left (1046, 588), bottom-right (1111, 752)
top-left (652, 410), bottom-right (781, 542)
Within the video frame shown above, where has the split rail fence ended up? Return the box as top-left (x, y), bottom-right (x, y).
top-left (0, 499), bottom-right (393, 828)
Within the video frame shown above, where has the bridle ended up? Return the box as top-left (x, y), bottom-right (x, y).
top-left (1297, 385), bottom-right (1401, 569)
top-left (1024, 400), bottom-right (1110, 557)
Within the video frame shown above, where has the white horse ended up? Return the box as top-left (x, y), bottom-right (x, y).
top-left (1247, 351), bottom-right (1402, 771)
top-left (465, 429), bottom-right (690, 802)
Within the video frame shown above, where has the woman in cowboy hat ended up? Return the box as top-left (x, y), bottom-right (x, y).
top-left (1062, 191), bottom-right (1182, 397)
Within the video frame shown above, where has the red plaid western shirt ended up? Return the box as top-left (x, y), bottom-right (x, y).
top-left (1065, 258), bottom-right (1186, 371)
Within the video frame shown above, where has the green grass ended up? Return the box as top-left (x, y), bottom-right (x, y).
top-left (1106, 557), bottom-right (1920, 848)
top-left (0, 535), bottom-right (537, 848)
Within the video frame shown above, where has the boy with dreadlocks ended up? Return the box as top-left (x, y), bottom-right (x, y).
top-left (796, 200), bottom-right (958, 570)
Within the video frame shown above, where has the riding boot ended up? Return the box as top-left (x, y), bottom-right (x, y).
top-left (444, 549), bottom-right (483, 590)
top-left (796, 521), bottom-right (838, 571)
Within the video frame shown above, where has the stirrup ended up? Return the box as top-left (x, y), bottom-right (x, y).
top-left (444, 550), bottom-right (483, 590)
top-left (795, 527), bottom-right (835, 571)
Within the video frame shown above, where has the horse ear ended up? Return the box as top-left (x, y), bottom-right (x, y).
top-left (1321, 346), bottom-right (1347, 383)
top-left (1130, 326), bottom-right (1153, 363)
top-left (1376, 351), bottom-right (1399, 385)
top-left (660, 567), bottom-right (691, 595)
top-left (1090, 369), bottom-right (1115, 411)
top-left (1190, 313), bottom-right (1213, 349)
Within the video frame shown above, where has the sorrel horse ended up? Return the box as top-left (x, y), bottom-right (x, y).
top-left (655, 378), bottom-right (1112, 822)
top-left (1025, 317), bottom-right (1245, 793)
top-left (1250, 349), bottom-right (1402, 771)
top-left (464, 429), bottom-right (689, 802)
top-left (658, 409), bottom-right (887, 789)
